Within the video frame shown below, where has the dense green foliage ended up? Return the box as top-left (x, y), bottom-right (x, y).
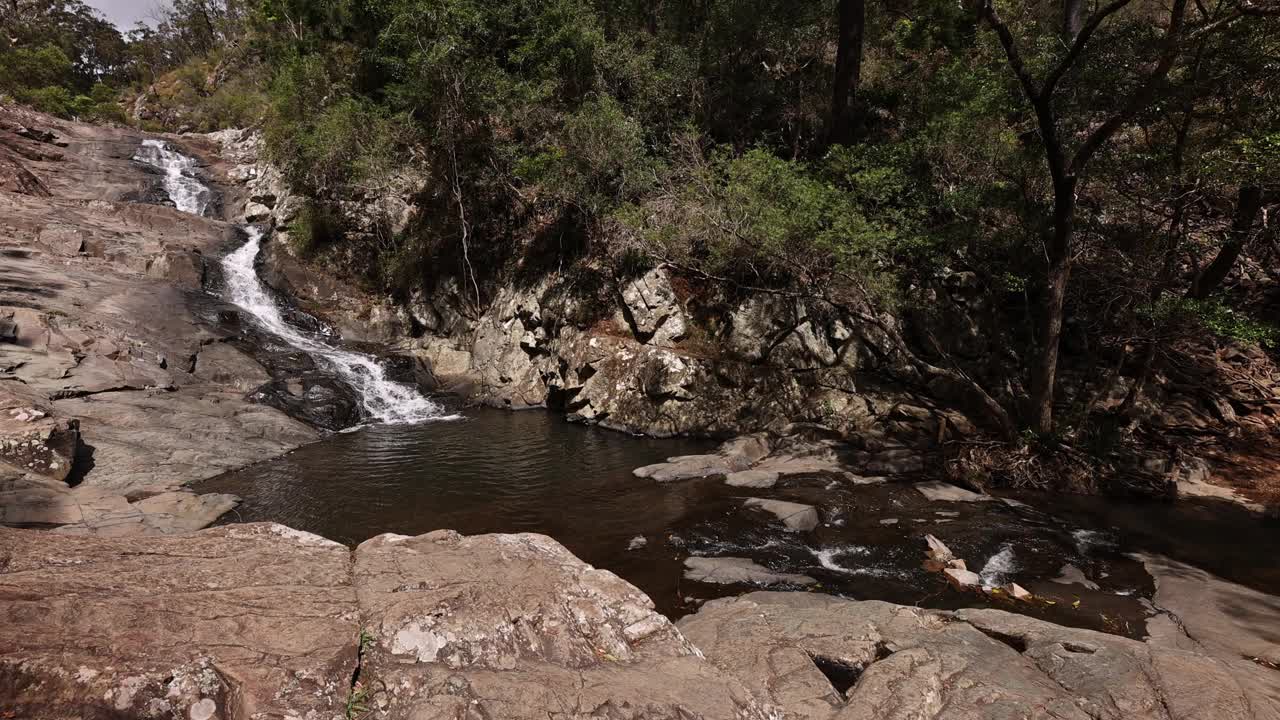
top-left (4, 0), bottom-right (1278, 435)
top-left (0, 1), bottom-right (133, 119)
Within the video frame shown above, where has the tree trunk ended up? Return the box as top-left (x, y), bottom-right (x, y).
top-left (1188, 185), bottom-right (1264, 299)
top-left (828, 0), bottom-right (865, 145)
top-left (1030, 174), bottom-right (1077, 434)
top-left (1063, 0), bottom-right (1085, 39)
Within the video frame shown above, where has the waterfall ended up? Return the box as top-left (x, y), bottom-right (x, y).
top-left (134, 139), bottom-right (213, 216)
top-left (135, 139), bottom-right (450, 425)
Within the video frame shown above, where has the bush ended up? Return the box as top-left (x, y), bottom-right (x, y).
top-left (288, 201), bottom-right (344, 256)
top-left (16, 86), bottom-right (75, 117)
top-left (1143, 297), bottom-right (1279, 348)
top-left (266, 69), bottom-right (401, 197)
top-left (514, 94), bottom-right (657, 217)
top-left (618, 141), bottom-right (911, 303)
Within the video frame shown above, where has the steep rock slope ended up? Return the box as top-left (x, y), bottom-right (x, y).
top-left (0, 107), bottom-right (317, 535)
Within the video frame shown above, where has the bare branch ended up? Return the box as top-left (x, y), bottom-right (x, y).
top-left (976, 0), bottom-right (1041, 102)
top-left (1070, 0), bottom-right (1189, 173)
top-left (1042, 0), bottom-right (1135, 97)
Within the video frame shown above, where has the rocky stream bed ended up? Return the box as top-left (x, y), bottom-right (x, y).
top-left (2, 107), bottom-right (1279, 718)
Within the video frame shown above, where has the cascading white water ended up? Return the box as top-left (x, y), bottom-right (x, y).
top-left (135, 139), bottom-right (450, 425)
top-left (134, 139), bottom-right (213, 216)
top-left (979, 544), bottom-right (1017, 588)
top-left (221, 228), bottom-right (449, 423)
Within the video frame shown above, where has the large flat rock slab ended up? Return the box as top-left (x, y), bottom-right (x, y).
top-left (679, 591), bottom-right (1261, 720)
top-left (353, 530), bottom-right (772, 719)
top-left (1137, 554), bottom-right (1280, 719)
top-left (2, 523), bottom-right (1273, 720)
top-left (0, 523), bottom-right (359, 720)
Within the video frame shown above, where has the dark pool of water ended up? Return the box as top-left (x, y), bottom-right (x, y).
top-left (198, 407), bottom-right (1199, 633)
top-left (201, 408), bottom-right (730, 614)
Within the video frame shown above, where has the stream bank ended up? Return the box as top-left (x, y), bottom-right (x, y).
top-left (3, 107), bottom-right (1280, 718)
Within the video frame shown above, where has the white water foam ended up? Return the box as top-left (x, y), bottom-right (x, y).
top-left (134, 139), bottom-right (213, 216)
top-left (979, 544), bottom-right (1017, 588)
top-left (221, 228), bottom-right (452, 424)
top-left (809, 545), bottom-right (901, 578)
top-left (134, 139), bottom-right (452, 425)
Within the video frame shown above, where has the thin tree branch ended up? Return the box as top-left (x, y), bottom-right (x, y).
top-left (977, 0), bottom-right (1042, 102)
top-left (1042, 0), bottom-right (1135, 97)
top-left (1069, 0), bottom-right (1189, 173)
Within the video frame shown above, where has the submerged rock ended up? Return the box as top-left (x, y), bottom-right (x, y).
top-left (915, 480), bottom-right (992, 502)
top-left (1052, 562), bottom-right (1101, 590)
top-left (683, 556), bottom-right (817, 586)
top-left (743, 497), bottom-right (821, 532)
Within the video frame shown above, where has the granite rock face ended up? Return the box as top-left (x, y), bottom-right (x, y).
top-left (0, 523), bottom-right (359, 720)
top-left (2, 524), bottom-right (1275, 720)
top-left (353, 530), bottom-right (771, 719)
top-left (0, 107), bottom-right (319, 536)
top-left (0, 524), bottom-right (771, 720)
top-left (678, 591), bottom-right (1267, 720)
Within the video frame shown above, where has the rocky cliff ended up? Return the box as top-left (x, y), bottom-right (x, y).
top-left (210, 130), bottom-right (978, 445)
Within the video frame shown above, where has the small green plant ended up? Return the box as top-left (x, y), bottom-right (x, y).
top-left (345, 681), bottom-right (369, 719)
top-left (345, 629), bottom-right (376, 719)
top-left (1142, 296), bottom-right (1279, 348)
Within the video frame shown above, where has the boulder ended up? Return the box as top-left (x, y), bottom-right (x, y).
top-left (353, 530), bottom-right (771, 719)
top-left (242, 200), bottom-right (272, 223)
top-left (743, 497), bottom-right (821, 532)
top-left (1004, 582), bottom-right (1033, 601)
top-left (924, 533), bottom-right (955, 564)
top-left (683, 556), bottom-right (817, 586)
top-left (634, 453), bottom-right (733, 482)
top-left (726, 469), bottom-right (782, 488)
top-left (915, 480), bottom-right (991, 502)
top-left (680, 591), bottom-right (1261, 720)
top-left (620, 266), bottom-right (688, 347)
top-left (943, 567), bottom-right (983, 588)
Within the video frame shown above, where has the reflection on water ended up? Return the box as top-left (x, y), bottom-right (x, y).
top-left (199, 408), bottom-right (725, 614)
top-left (200, 407), bottom-right (1280, 630)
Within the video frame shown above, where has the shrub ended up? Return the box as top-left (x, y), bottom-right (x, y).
top-left (17, 86), bottom-right (75, 117)
top-left (618, 141), bottom-right (912, 304)
top-left (1142, 297), bottom-right (1279, 348)
top-left (514, 94), bottom-right (657, 217)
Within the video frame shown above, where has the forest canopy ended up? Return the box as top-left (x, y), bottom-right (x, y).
top-left (2, 0), bottom-right (1278, 437)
